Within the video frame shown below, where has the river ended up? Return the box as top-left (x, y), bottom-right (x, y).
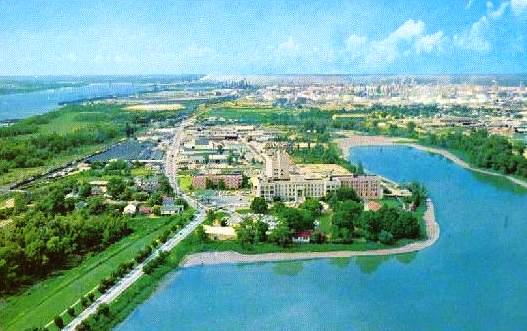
top-left (115, 146), bottom-right (527, 331)
top-left (0, 83), bottom-right (151, 121)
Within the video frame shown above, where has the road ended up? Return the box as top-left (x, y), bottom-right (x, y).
top-left (64, 119), bottom-right (204, 330)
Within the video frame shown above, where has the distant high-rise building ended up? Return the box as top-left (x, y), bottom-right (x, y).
top-left (264, 149), bottom-right (290, 180)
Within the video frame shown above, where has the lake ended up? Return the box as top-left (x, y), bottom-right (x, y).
top-left (115, 146), bottom-right (527, 331)
top-left (0, 83), bottom-right (151, 121)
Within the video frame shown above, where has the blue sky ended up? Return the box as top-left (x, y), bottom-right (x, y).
top-left (0, 0), bottom-right (526, 75)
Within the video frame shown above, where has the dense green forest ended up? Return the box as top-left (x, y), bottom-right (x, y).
top-left (0, 160), bottom-right (177, 294)
top-left (420, 129), bottom-right (527, 178)
top-left (0, 180), bottom-right (131, 293)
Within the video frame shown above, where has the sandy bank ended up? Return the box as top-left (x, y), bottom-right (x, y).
top-left (181, 199), bottom-right (439, 268)
top-left (335, 135), bottom-right (527, 189)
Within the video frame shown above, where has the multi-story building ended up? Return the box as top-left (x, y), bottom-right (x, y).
top-left (253, 149), bottom-right (383, 202)
top-left (192, 174), bottom-right (243, 189)
top-left (332, 175), bottom-right (383, 200)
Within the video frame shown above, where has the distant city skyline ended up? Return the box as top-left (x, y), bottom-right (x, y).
top-left (1, 0), bottom-right (526, 75)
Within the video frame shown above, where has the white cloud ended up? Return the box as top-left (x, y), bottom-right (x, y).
top-left (345, 35), bottom-right (368, 58)
top-left (511, 0), bottom-right (527, 15)
top-left (415, 31), bottom-right (445, 54)
top-left (454, 1), bottom-right (510, 52)
top-left (185, 44), bottom-right (216, 58)
top-left (277, 36), bottom-right (300, 54)
top-left (344, 19), bottom-right (445, 67)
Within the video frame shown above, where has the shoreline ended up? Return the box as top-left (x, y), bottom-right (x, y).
top-left (335, 134), bottom-right (527, 190)
top-left (181, 199), bottom-right (439, 268)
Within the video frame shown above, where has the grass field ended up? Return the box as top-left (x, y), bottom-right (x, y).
top-left (0, 215), bottom-right (186, 331)
top-left (178, 175), bottom-right (193, 192)
top-left (0, 143), bottom-right (109, 186)
top-left (130, 166), bottom-right (155, 177)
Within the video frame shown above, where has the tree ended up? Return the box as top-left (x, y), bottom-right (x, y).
top-left (54, 316), bottom-right (64, 329)
top-left (78, 182), bottom-right (92, 198)
top-left (299, 198), bottom-right (322, 217)
top-left (357, 162), bottom-right (365, 175)
top-left (86, 196), bottom-right (106, 215)
top-left (107, 177), bottom-right (126, 199)
top-left (279, 207), bottom-right (313, 232)
top-left (269, 222), bottom-right (292, 247)
top-left (67, 306), bottom-right (75, 317)
top-left (235, 220), bottom-right (255, 247)
top-left (310, 229), bottom-right (325, 243)
top-left (193, 225), bottom-right (208, 243)
top-left (379, 230), bottom-right (394, 245)
top-left (254, 220), bottom-right (269, 243)
top-left (250, 197), bottom-right (268, 214)
top-left (97, 303), bottom-right (110, 317)
top-left (327, 186), bottom-right (360, 207)
top-left (81, 296), bottom-right (90, 307)
top-left (332, 200), bottom-right (362, 232)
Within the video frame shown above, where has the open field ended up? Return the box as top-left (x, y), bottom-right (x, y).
top-left (0, 215), bottom-right (183, 331)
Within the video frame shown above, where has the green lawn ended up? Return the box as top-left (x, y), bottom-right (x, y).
top-left (130, 166), bottom-right (155, 177)
top-left (178, 175), bottom-right (193, 192)
top-left (318, 213), bottom-right (332, 234)
top-left (0, 215), bottom-right (182, 331)
top-left (380, 197), bottom-right (403, 209)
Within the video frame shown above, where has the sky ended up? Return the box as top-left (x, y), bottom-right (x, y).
top-left (0, 0), bottom-right (526, 75)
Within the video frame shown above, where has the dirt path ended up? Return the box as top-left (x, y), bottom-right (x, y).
top-left (181, 199), bottom-right (439, 268)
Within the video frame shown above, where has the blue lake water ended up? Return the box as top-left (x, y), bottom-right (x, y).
top-left (115, 146), bottom-right (527, 331)
top-left (0, 83), bottom-right (150, 121)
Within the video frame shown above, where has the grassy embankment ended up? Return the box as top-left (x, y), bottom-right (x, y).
top-left (0, 212), bottom-right (192, 331)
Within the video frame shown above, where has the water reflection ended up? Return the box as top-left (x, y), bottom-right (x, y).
top-left (354, 255), bottom-right (391, 274)
top-left (328, 257), bottom-right (352, 269)
top-left (395, 252), bottom-right (417, 264)
top-left (470, 172), bottom-right (527, 194)
top-left (272, 261), bottom-right (304, 276)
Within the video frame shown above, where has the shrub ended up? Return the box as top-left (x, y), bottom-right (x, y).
top-left (379, 230), bottom-right (395, 245)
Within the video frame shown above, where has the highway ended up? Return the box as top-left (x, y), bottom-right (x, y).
top-left (64, 118), bottom-right (204, 330)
